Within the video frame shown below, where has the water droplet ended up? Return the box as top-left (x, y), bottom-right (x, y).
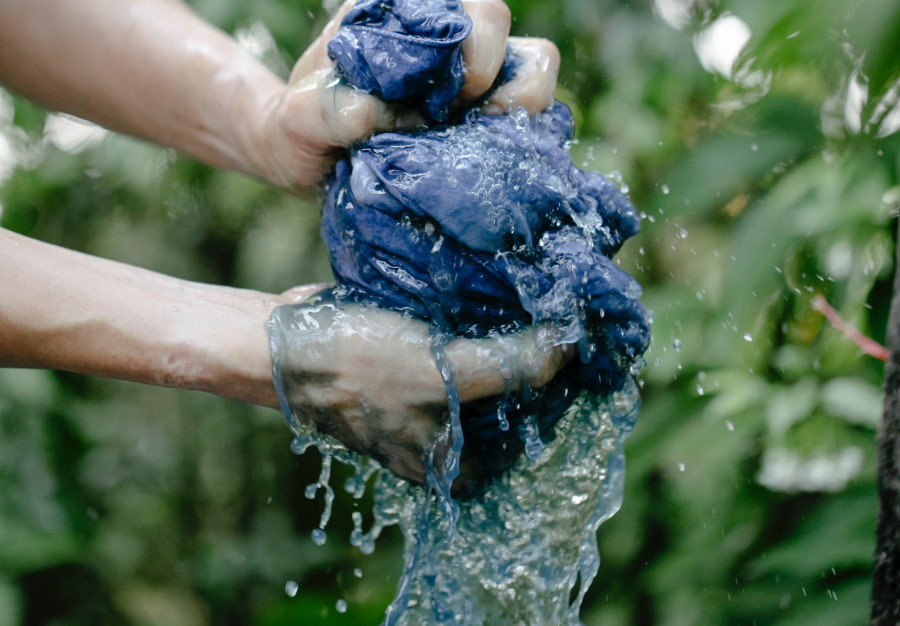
top-left (726, 420), bottom-right (735, 431)
top-left (336, 599), bottom-right (348, 613)
top-left (312, 529), bottom-right (327, 545)
top-left (522, 414), bottom-right (543, 460)
top-left (607, 170), bottom-right (630, 194)
top-left (660, 184), bottom-right (670, 195)
top-left (353, 568), bottom-right (363, 578)
top-left (743, 333), bottom-right (753, 342)
top-left (676, 228), bottom-right (688, 239)
top-left (285, 580), bottom-right (299, 597)
top-left (678, 463), bottom-right (686, 472)
top-left (696, 384), bottom-right (705, 396)
top-left (291, 436), bottom-right (315, 456)
top-left (497, 404), bottom-right (510, 432)
top-left (673, 339), bottom-right (682, 352)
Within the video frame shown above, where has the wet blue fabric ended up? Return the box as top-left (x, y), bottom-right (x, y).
top-left (322, 104), bottom-right (649, 391)
top-left (321, 0), bottom-right (649, 460)
top-left (327, 0), bottom-right (471, 122)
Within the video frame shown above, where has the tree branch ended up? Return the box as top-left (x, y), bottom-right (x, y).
top-left (871, 223), bottom-right (900, 624)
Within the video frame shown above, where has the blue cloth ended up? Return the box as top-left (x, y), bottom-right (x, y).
top-left (327, 0), bottom-right (471, 122)
top-left (322, 105), bottom-right (648, 389)
top-left (322, 0), bottom-right (649, 464)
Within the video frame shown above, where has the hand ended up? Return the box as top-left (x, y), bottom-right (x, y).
top-left (254, 0), bottom-right (561, 189)
top-left (0, 0), bottom-right (559, 191)
top-left (269, 295), bottom-right (571, 484)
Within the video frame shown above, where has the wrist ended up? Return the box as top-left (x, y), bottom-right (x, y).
top-left (173, 283), bottom-right (287, 408)
top-left (212, 65), bottom-right (287, 186)
top-left (0, 229), bottom-right (286, 408)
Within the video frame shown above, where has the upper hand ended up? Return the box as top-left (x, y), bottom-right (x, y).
top-left (254, 0), bottom-right (561, 190)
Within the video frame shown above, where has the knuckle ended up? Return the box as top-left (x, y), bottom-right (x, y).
top-left (533, 38), bottom-right (561, 66)
top-left (510, 36), bottom-right (561, 73)
top-left (325, 91), bottom-right (383, 144)
top-left (465, 0), bottom-right (512, 24)
top-left (489, 0), bottom-right (512, 25)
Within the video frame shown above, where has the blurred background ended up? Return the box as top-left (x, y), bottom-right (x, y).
top-left (1, 0), bottom-right (899, 623)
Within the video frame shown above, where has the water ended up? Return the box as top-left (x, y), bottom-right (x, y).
top-left (266, 28), bottom-right (647, 617)
top-left (376, 384), bottom-right (639, 625)
top-left (272, 315), bottom-right (639, 624)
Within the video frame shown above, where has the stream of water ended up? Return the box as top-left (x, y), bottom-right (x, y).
top-left (271, 306), bottom-right (641, 624)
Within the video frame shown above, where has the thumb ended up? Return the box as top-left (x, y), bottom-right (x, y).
top-left (319, 80), bottom-right (426, 146)
top-left (280, 284), bottom-right (330, 304)
top-left (446, 325), bottom-right (574, 403)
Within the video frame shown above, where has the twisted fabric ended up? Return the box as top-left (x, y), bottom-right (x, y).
top-left (322, 0), bottom-right (649, 461)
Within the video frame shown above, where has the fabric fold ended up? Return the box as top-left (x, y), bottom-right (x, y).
top-left (317, 0), bottom-right (649, 458)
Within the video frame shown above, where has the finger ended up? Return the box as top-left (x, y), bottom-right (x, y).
top-left (280, 284), bottom-right (330, 304)
top-left (459, 0), bottom-right (512, 102)
top-left (278, 71), bottom-right (404, 153)
top-left (447, 326), bottom-right (573, 402)
top-left (319, 80), bottom-right (425, 145)
top-left (484, 36), bottom-right (560, 114)
top-left (371, 439), bottom-right (428, 484)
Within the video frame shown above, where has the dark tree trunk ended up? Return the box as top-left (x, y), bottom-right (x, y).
top-left (872, 228), bottom-right (900, 624)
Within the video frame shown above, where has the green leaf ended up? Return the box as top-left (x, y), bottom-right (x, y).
top-left (820, 377), bottom-right (883, 428)
top-left (746, 487), bottom-right (875, 579)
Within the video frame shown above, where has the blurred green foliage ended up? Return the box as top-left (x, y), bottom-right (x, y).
top-left (1, 0), bottom-right (899, 624)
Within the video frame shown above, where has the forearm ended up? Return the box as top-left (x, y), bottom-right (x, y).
top-left (0, 0), bottom-right (283, 180)
top-left (0, 228), bottom-right (282, 407)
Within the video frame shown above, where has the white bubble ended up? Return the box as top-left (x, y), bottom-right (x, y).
top-left (336, 599), bottom-right (348, 613)
top-left (285, 580), bottom-right (299, 597)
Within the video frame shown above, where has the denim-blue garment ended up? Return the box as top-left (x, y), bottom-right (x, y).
top-left (323, 101), bottom-right (648, 391)
top-left (327, 0), bottom-right (471, 122)
top-left (322, 0), bottom-right (649, 459)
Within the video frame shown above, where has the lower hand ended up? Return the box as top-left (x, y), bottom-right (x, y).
top-left (268, 294), bottom-right (571, 484)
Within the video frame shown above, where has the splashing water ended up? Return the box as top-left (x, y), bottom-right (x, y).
top-left (270, 309), bottom-right (640, 624)
top-left (267, 4), bottom-right (647, 616)
top-left (377, 385), bottom-right (638, 625)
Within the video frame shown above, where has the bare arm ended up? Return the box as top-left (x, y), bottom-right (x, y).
top-left (0, 227), bottom-right (316, 406)
top-left (0, 226), bottom-right (568, 456)
top-left (0, 0), bottom-right (565, 473)
top-left (0, 0), bottom-right (559, 190)
top-left (0, 0), bottom-right (288, 184)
